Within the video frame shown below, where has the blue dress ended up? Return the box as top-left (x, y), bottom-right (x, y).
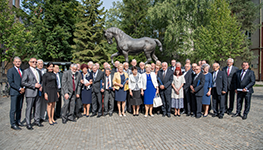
top-left (115, 74), bottom-right (127, 102)
top-left (144, 74), bottom-right (156, 105)
top-left (81, 72), bottom-right (93, 104)
top-left (202, 73), bottom-right (212, 105)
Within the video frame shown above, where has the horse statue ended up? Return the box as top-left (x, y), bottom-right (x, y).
top-left (104, 27), bottom-right (163, 65)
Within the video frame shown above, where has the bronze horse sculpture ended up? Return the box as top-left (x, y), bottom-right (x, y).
top-left (104, 27), bottom-right (163, 65)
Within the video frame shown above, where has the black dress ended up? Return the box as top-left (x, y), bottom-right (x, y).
top-left (42, 72), bottom-right (58, 103)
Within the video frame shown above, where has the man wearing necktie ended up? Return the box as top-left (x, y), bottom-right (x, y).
top-left (222, 58), bottom-right (239, 115)
top-left (211, 63), bottom-right (227, 119)
top-left (157, 62), bottom-right (173, 117)
top-left (53, 65), bottom-right (63, 119)
top-left (90, 64), bottom-right (104, 118)
top-left (7, 57), bottom-right (25, 130)
top-left (232, 62), bottom-right (255, 120)
top-left (61, 64), bottom-right (81, 124)
top-left (101, 68), bottom-right (115, 116)
top-left (21, 58), bottom-right (43, 130)
top-left (190, 66), bottom-right (205, 118)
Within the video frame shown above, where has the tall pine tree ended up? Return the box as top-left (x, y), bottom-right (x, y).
top-left (72, 0), bottom-right (109, 66)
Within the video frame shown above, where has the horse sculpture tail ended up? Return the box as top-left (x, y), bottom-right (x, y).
top-left (154, 39), bottom-right (163, 52)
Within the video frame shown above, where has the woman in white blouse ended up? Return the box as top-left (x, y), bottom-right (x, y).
top-left (142, 64), bottom-right (159, 117)
top-left (171, 67), bottom-right (185, 116)
top-left (129, 66), bottom-right (143, 116)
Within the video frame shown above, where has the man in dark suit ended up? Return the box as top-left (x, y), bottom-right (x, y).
top-left (232, 62), bottom-right (255, 120)
top-left (169, 59), bottom-right (176, 72)
top-left (112, 61), bottom-right (120, 73)
top-left (157, 62), bottom-right (173, 117)
top-left (21, 58), bottom-right (43, 130)
top-left (190, 66), bottom-right (205, 118)
top-left (138, 62), bottom-right (146, 74)
top-left (75, 63), bottom-right (83, 118)
top-left (7, 57), bottom-right (25, 130)
top-left (61, 64), bottom-right (81, 124)
top-left (211, 63), bottom-right (227, 119)
top-left (101, 68), bottom-right (115, 116)
top-left (222, 58), bottom-right (239, 115)
top-left (183, 63), bottom-right (192, 116)
top-left (90, 64), bottom-right (104, 118)
top-left (53, 65), bottom-right (63, 119)
top-left (37, 59), bottom-right (47, 123)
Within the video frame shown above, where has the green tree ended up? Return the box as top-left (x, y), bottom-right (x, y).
top-left (193, 0), bottom-right (246, 63)
top-left (22, 0), bottom-right (78, 61)
top-left (71, 0), bottom-right (109, 67)
top-left (148, 0), bottom-right (212, 63)
top-left (0, 0), bottom-right (35, 65)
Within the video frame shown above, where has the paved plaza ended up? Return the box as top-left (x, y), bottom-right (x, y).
top-left (0, 87), bottom-right (262, 150)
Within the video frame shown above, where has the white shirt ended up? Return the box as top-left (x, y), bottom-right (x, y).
top-left (55, 73), bottom-right (61, 89)
top-left (105, 75), bottom-right (112, 89)
top-left (14, 66), bottom-right (22, 76)
top-left (241, 69), bottom-right (247, 81)
top-left (194, 72), bottom-right (200, 81)
top-left (213, 70), bottom-right (219, 87)
top-left (227, 66), bottom-right (232, 75)
top-left (30, 66), bottom-right (40, 83)
top-left (183, 70), bottom-right (188, 76)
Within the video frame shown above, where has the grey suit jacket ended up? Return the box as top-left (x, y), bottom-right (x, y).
top-left (92, 69), bottom-right (104, 93)
top-left (61, 70), bottom-right (81, 98)
top-left (21, 67), bottom-right (42, 98)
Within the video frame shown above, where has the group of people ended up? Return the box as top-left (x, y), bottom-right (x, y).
top-left (8, 56), bottom-right (255, 131)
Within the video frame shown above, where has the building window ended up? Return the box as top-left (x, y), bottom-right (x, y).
top-left (13, 0), bottom-right (16, 7)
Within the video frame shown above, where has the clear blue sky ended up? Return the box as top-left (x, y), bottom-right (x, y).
top-left (101, 0), bottom-right (120, 10)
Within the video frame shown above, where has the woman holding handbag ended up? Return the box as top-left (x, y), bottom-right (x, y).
top-left (142, 64), bottom-right (159, 117)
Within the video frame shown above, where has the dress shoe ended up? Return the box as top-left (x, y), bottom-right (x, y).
top-left (62, 119), bottom-right (67, 124)
top-left (242, 115), bottom-right (247, 120)
top-left (232, 113), bottom-right (241, 117)
top-left (186, 113), bottom-right (191, 116)
top-left (49, 122), bottom-right (54, 125)
top-left (196, 116), bottom-right (201, 119)
top-left (162, 114), bottom-right (166, 117)
top-left (26, 125), bottom-right (34, 130)
top-left (83, 114), bottom-right (86, 116)
top-left (97, 115), bottom-right (102, 118)
top-left (103, 113), bottom-right (108, 116)
top-left (86, 115), bottom-right (89, 117)
top-left (178, 114), bottom-right (181, 117)
top-left (32, 122), bottom-right (44, 127)
top-left (167, 114), bottom-right (171, 118)
top-left (218, 115), bottom-right (223, 119)
top-left (136, 114), bottom-right (139, 116)
top-left (40, 119), bottom-right (48, 123)
top-left (212, 114), bottom-right (217, 117)
top-left (133, 114), bottom-right (136, 116)
top-left (17, 122), bottom-right (25, 127)
top-left (203, 114), bottom-right (208, 117)
top-left (109, 113), bottom-right (113, 117)
top-left (53, 121), bottom-right (58, 124)
top-left (90, 113), bottom-right (97, 117)
top-left (68, 119), bottom-right (77, 122)
top-left (11, 125), bottom-right (21, 130)
top-left (174, 114), bottom-right (177, 117)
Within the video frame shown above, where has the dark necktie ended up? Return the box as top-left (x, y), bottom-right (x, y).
top-left (72, 75), bottom-right (75, 91)
top-left (240, 70), bottom-right (245, 81)
top-left (163, 71), bottom-right (166, 80)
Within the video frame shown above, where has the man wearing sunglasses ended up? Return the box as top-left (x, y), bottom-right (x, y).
top-left (22, 58), bottom-right (43, 130)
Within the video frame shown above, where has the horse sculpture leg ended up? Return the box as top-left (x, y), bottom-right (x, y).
top-left (151, 52), bottom-right (158, 62)
top-left (122, 51), bottom-right (129, 62)
top-left (111, 52), bottom-right (120, 65)
top-left (144, 51), bottom-right (152, 64)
